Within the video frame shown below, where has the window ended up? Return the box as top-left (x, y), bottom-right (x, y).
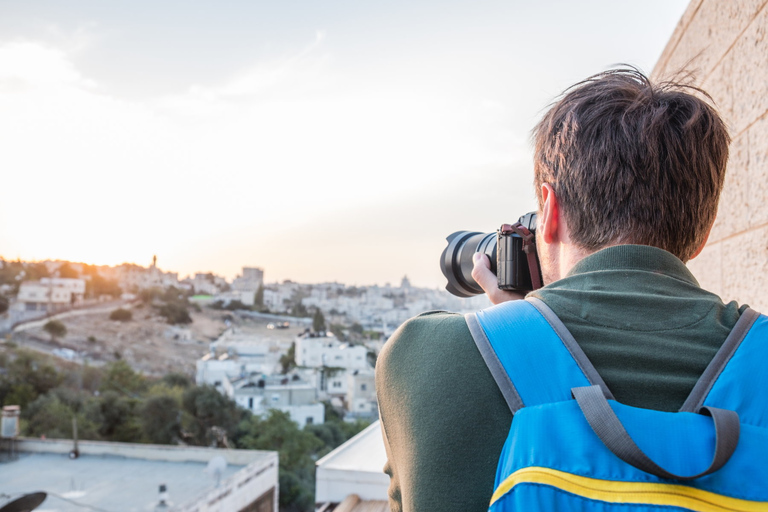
top-left (361, 384), bottom-right (367, 391)
top-left (306, 417), bottom-right (314, 425)
top-left (248, 397), bottom-right (254, 409)
top-left (333, 381), bottom-right (342, 388)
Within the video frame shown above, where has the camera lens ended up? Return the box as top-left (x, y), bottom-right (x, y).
top-left (439, 231), bottom-right (496, 297)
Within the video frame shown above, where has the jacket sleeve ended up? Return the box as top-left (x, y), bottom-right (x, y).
top-left (375, 312), bottom-right (513, 512)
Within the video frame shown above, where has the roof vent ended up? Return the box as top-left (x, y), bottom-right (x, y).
top-left (158, 484), bottom-right (169, 508)
top-left (1, 406), bottom-right (20, 439)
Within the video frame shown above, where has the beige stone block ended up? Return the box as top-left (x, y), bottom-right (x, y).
top-left (701, 50), bottom-right (734, 131)
top-left (730, 5), bottom-right (768, 135)
top-left (710, 132), bottom-right (750, 243)
top-left (721, 225), bottom-right (768, 311)
top-left (748, 114), bottom-right (768, 227)
top-left (654, 0), bottom-right (705, 79)
top-left (656, 0), bottom-right (764, 83)
top-left (687, 240), bottom-right (722, 296)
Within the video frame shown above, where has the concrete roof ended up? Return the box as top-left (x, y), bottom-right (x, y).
top-left (316, 421), bottom-right (386, 474)
top-left (0, 439), bottom-right (275, 512)
top-left (315, 421), bottom-right (390, 503)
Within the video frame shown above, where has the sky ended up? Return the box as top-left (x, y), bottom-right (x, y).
top-left (0, 0), bottom-right (690, 288)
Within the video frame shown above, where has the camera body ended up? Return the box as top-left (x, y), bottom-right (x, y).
top-left (440, 212), bottom-right (541, 298)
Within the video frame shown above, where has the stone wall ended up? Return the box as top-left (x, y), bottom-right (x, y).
top-left (653, 0), bottom-right (768, 310)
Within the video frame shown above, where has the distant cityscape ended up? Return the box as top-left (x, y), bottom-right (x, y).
top-left (1, 255), bottom-right (491, 422)
top-left (0, 256), bottom-right (490, 510)
top-left (1, 257), bottom-right (490, 333)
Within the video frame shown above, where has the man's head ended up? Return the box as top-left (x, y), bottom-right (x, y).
top-left (532, 68), bottom-right (730, 263)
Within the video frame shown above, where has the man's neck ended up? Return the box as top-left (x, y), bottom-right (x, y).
top-left (540, 240), bottom-right (597, 285)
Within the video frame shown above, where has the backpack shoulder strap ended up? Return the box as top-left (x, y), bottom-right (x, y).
top-left (465, 297), bottom-right (613, 413)
top-left (682, 308), bottom-right (768, 427)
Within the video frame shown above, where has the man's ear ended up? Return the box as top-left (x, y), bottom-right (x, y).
top-left (539, 183), bottom-right (559, 244)
top-left (689, 228), bottom-right (712, 261)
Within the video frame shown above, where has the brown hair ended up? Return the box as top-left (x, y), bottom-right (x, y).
top-left (532, 68), bottom-right (730, 262)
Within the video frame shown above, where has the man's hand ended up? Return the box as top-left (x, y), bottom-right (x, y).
top-left (471, 253), bottom-right (526, 305)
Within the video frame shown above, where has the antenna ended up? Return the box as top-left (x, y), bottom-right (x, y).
top-left (69, 416), bottom-right (79, 459)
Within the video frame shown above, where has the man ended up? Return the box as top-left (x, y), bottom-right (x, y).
top-left (375, 68), bottom-right (743, 512)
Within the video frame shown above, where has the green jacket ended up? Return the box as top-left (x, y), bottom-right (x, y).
top-left (375, 245), bottom-right (746, 512)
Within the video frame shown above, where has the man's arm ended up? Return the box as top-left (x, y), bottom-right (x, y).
top-left (376, 312), bottom-right (512, 512)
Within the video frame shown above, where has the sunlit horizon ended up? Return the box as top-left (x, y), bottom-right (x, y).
top-left (0, 0), bottom-right (689, 288)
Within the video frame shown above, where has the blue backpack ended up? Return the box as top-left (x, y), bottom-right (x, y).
top-left (465, 298), bottom-right (768, 511)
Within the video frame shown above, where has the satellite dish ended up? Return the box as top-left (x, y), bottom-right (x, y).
top-left (205, 456), bottom-right (228, 487)
top-left (0, 492), bottom-right (47, 512)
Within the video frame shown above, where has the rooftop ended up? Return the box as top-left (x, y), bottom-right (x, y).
top-left (315, 421), bottom-right (389, 505)
top-left (0, 438), bottom-right (277, 512)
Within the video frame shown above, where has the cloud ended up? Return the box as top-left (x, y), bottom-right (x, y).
top-left (0, 41), bottom-right (96, 91)
top-left (156, 31), bottom-right (331, 116)
top-left (0, 35), bottom-right (530, 284)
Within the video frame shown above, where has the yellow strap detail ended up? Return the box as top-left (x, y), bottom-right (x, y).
top-left (490, 467), bottom-right (768, 512)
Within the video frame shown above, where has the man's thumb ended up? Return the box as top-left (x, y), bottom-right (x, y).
top-left (471, 253), bottom-right (497, 292)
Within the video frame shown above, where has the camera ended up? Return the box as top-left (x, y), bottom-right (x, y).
top-left (439, 212), bottom-right (542, 297)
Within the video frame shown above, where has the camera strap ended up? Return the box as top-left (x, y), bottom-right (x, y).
top-left (501, 222), bottom-right (543, 290)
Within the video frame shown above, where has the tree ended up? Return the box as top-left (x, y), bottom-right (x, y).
top-left (100, 360), bottom-right (146, 395)
top-left (162, 372), bottom-right (192, 388)
top-left (7, 350), bottom-right (62, 397)
top-left (304, 422), bottom-right (345, 457)
top-left (43, 320), bottom-right (67, 342)
top-left (57, 263), bottom-right (79, 279)
top-left (181, 385), bottom-right (245, 446)
top-left (290, 300), bottom-right (308, 317)
top-left (23, 394), bottom-right (83, 439)
top-left (329, 323), bottom-right (346, 341)
top-left (139, 287), bottom-right (163, 304)
top-left (109, 308), bottom-right (133, 322)
top-left (89, 390), bottom-right (142, 442)
top-left (3, 383), bottom-right (37, 409)
top-left (367, 350), bottom-right (378, 368)
top-left (225, 300), bottom-right (248, 311)
top-left (86, 274), bottom-right (122, 298)
top-left (141, 394), bottom-right (181, 444)
top-left (312, 308), bottom-right (326, 332)
top-left (280, 343), bottom-right (296, 374)
top-left (237, 410), bottom-right (323, 512)
top-left (158, 303), bottom-right (192, 324)
top-left (254, 284), bottom-right (264, 309)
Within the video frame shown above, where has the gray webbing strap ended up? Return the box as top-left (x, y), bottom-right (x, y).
top-left (573, 385), bottom-right (740, 481)
top-left (527, 297), bottom-right (614, 399)
top-left (680, 307), bottom-right (760, 412)
top-left (465, 313), bottom-right (524, 413)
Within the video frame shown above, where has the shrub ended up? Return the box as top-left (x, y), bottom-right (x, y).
top-left (109, 308), bottom-right (133, 322)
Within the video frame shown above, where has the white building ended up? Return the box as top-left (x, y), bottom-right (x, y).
top-left (105, 261), bottom-right (179, 291)
top-left (191, 273), bottom-right (228, 296)
top-left (16, 278), bottom-right (86, 312)
top-left (232, 267), bottom-right (263, 293)
top-left (346, 369), bottom-right (377, 418)
top-left (295, 332), bottom-right (369, 370)
top-left (41, 277), bottom-right (86, 297)
top-left (196, 347), bottom-right (275, 390)
top-left (224, 374), bottom-right (324, 428)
